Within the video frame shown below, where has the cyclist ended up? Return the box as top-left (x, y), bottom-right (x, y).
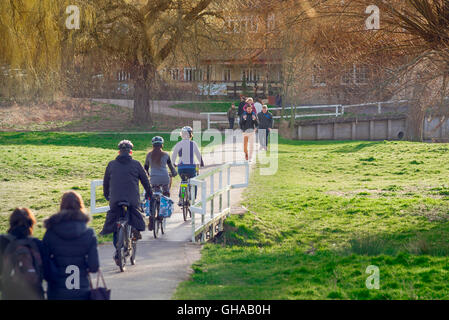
top-left (100, 140), bottom-right (152, 264)
top-left (144, 136), bottom-right (177, 230)
top-left (171, 126), bottom-right (204, 205)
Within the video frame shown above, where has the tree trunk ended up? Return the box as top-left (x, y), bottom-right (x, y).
top-left (406, 80), bottom-right (426, 142)
top-left (132, 65), bottom-right (153, 126)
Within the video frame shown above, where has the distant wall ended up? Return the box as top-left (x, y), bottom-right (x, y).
top-left (294, 116), bottom-right (449, 141)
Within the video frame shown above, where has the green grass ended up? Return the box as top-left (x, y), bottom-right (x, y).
top-left (174, 139), bottom-right (449, 300)
top-left (0, 132), bottom-right (187, 243)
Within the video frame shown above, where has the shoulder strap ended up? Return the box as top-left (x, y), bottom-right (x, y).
top-left (190, 141), bottom-right (194, 165)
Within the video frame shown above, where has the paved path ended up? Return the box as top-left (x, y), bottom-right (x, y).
top-left (98, 139), bottom-right (258, 300)
top-left (92, 99), bottom-right (227, 121)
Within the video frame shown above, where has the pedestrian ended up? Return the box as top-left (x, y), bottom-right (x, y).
top-left (253, 98), bottom-right (263, 144)
top-left (43, 191), bottom-right (99, 300)
top-left (275, 92), bottom-right (282, 108)
top-left (0, 208), bottom-right (45, 300)
top-left (244, 97), bottom-right (258, 114)
top-left (254, 98), bottom-right (263, 114)
top-left (227, 103), bottom-right (237, 129)
top-left (238, 95), bottom-right (246, 117)
top-left (240, 104), bottom-right (258, 161)
top-left (258, 105), bottom-right (274, 150)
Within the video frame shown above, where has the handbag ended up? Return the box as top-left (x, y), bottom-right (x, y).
top-left (88, 269), bottom-right (111, 300)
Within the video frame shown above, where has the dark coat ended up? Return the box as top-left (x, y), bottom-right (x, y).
top-left (238, 101), bottom-right (246, 116)
top-left (100, 204), bottom-right (146, 235)
top-left (240, 111), bottom-right (259, 132)
top-left (257, 111), bottom-right (274, 129)
top-left (103, 153), bottom-right (152, 208)
top-left (0, 226), bottom-right (45, 300)
top-left (43, 210), bottom-right (99, 300)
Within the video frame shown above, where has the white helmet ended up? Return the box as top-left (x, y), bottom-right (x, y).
top-left (180, 126), bottom-right (193, 139)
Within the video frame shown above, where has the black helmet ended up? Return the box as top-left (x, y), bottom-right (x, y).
top-left (118, 140), bottom-right (133, 151)
top-left (152, 136), bottom-right (164, 146)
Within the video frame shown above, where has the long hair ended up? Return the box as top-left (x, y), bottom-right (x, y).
top-left (150, 145), bottom-right (164, 167)
top-left (8, 208), bottom-right (36, 235)
top-left (60, 191), bottom-right (86, 213)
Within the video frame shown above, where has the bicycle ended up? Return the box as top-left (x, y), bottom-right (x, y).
top-left (115, 201), bottom-right (137, 272)
top-left (149, 186), bottom-right (167, 238)
top-left (179, 174), bottom-right (193, 222)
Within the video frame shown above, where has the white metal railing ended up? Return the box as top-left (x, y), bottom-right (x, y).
top-left (201, 100), bottom-right (409, 129)
top-left (89, 161), bottom-right (250, 243)
top-left (341, 100), bottom-right (408, 114)
top-left (200, 112), bottom-right (240, 130)
top-left (189, 161), bottom-right (249, 243)
top-left (270, 104), bottom-right (343, 119)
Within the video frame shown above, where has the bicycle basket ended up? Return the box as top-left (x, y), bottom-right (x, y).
top-left (159, 196), bottom-right (174, 218)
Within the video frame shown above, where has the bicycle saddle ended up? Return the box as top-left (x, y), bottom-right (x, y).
top-left (117, 201), bottom-right (130, 207)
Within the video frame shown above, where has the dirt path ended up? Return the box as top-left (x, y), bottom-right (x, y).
top-left (98, 139), bottom-right (258, 300)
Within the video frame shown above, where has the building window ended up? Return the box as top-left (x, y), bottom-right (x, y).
top-left (355, 65), bottom-right (369, 85)
top-left (224, 16), bottom-right (259, 34)
top-left (184, 68), bottom-right (203, 82)
top-left (170, 69), bottom-right (179, 81)
top-left (341, 64), bottom-right (369, 85)
top-left (267, 13), bottom-right (276, 31)
top-left (223, 69), bottom-right (231, 82)
top-left (242, 68), bottom-right (260, 82)
top-left (312, 65), bottom-right (326, 87)
top-left (117, 71), bottom-right (130, 82)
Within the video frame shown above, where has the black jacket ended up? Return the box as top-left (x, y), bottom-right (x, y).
top-left (43, 210), bottom-right (99, 300)
top-left (0, 226), bottom-right (45, 300)
top-left (240, 112), bottom-right (258, 132)
top-left (103, 153), bottom-right (152, 208)
top-left (257, 111), bottom-right (274, 129)
top-left (238, 101), bottom-right (246, 116)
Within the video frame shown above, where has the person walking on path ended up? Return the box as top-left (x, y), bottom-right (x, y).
top-left (0, 208), bottom-right (45, 300)
top-left (43, 191), bottom-right (99, 300)
top-left (240, 104), bottom-right (258, 161)
top-left (227, 103), bottom-right (237, 129)
top-left (254, 98), bottom-right (263, 114)
top-left (258, 105), bottom-right (274, 151)
top-left (244, 97), bottom-right (258, 115)
top-left (238, 95), bottom-right (247, 117)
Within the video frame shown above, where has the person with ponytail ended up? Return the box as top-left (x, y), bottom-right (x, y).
top-left (144, 136), bottom-right (178, 197)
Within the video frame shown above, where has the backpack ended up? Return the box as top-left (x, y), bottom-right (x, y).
top-left (1, 235), bottom-right (44, 300)
top-left (159, 196), bottom-right (174, 218)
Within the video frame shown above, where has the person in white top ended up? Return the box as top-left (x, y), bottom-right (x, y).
top-left (171, 126), bottom-right (204, 205)
top-left (254, 98), bottom-right (263, 114)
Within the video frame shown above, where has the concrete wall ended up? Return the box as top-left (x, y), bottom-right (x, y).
top-left (295, 116), bottom-right (449, 141)
top-left (296, 118), bottom-right (407, 141)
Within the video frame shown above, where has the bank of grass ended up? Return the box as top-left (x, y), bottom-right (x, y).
top-left (0, 132), bottom-right (186, 243)
top-left (174, 139), bottom-right (449, 300)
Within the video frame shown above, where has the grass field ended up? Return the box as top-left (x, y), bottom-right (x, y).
top-left (0, 132), bottom-right (186, 242)
top-left (174, 139), bottom-right (449, 300)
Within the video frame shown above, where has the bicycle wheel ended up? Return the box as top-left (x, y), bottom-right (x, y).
top-left (153, 203), bottom-right (160, 238)
top-left (130, 239), bottom-right (137, 265)
top-left (116, 227), bottom-right (126, 272)
top-left (182, 204), bottom-right (188, 221)
top-left (161, 217), bottom-right (165, 235)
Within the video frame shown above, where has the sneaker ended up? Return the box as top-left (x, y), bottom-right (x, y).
top-left (178, 200), bottom-right (183, 207)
